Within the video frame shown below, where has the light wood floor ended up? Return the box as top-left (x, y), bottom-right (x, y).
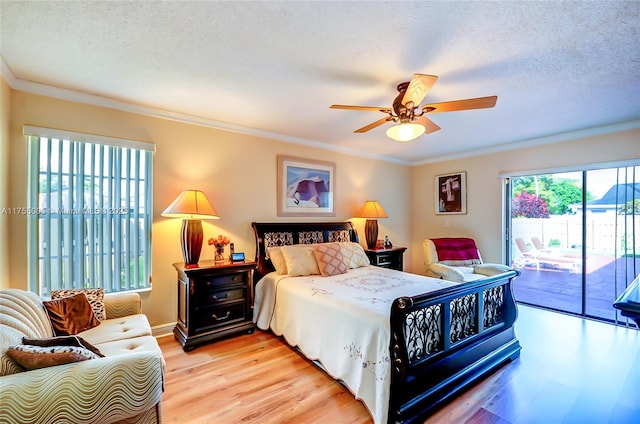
top-left (159, 305), bottom-right (640, 423)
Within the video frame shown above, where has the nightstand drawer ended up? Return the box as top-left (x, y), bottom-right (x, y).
top-left (201, 273), bottom-right (247, 289)
top-left (365, 247), bottom-right (407, 271)
top-left (198, 287), bottom-right (246, 307)
top-left (194, 303), bottom-right (246, 332)
top-left (376, 255), bottom-right (394, 266)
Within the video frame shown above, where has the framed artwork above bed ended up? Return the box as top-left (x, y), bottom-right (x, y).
top-left (277, 155), bottom-right (335, 217)
top-left (435, 171), bottom-right (467, 214)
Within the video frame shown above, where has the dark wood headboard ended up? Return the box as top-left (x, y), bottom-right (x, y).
top-left (251, 221), bottom-right (359, 281)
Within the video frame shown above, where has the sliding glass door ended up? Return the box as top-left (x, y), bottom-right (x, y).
top-left (506, 165), bottom-right (639, 325)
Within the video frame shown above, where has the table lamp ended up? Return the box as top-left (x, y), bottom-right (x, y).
top-left (162, 189), bottom-right (219, 267)
top-left (356, 200), bottom-right (388, 249)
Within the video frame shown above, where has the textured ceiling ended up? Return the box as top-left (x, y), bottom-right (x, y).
top-left (1, 1), bottom-right (639, 164)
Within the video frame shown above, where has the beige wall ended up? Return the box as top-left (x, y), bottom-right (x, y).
top-left (0, 78), bottom-right (10, 289)
top-left (6, 89), bottom-right (411, 329)
top-left (410, 128), bottom-right (640, 273)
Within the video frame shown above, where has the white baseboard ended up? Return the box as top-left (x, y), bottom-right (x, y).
top-left (152, 322), bottom-right (175, 338)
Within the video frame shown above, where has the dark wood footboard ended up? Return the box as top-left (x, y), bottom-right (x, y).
top-left (389, 269), bottom-right (521, 424)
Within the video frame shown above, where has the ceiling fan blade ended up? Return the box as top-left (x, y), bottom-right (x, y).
top-left (414, 116), bottom-right (441, 134)
top-left (330, 104), bottom-right (392, 113)
top-left (401, 74), bottom-right (438, 107)
top-left (354, 117), bottom-right (393, 133)
top-left (422, 96), bottom-right (497, 114)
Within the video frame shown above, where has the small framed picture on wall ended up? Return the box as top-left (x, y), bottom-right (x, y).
top-left (435, 171), bottom-right (467, 214)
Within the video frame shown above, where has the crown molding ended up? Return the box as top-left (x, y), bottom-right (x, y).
top-left (412, 119), bottom-right (640, 166)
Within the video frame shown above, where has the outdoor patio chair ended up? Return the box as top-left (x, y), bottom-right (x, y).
top-left (423, 237), bottom-right (512, 283)
top-left (514, 237), bottom-right (580, 272)
top-left (531, 236), bottom-right (551, 253)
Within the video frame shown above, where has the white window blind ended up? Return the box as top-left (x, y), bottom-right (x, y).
top-left (24, 126), bottom-right (155, 296)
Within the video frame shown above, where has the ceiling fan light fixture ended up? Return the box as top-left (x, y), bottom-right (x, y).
top-left (386, 123), bottom-right (425, 142)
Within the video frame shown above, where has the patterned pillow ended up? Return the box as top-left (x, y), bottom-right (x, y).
top-left (280, 244), bottom-right (320, 277)
top-left (313, 243), bottom-right (348, 277)
top-left (267, 246), bottom-right (288, 275)
top-left (51, 289), bottom-right (106, 321)
top-left (339, 242), bottom-right (370, 269)
top-left (6, 344), bottom-right (100, 371)
top-left (23, 336), bottom-right (104, 358)
top-left (42, 293), bottom-right (101, 336)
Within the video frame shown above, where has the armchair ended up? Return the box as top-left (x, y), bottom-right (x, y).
top-left (423, 237), bottom-right (512, 283)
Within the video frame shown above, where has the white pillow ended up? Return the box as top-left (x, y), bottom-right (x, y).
top-left (280, 244), bottom-right (320, 277)
top-left (339, 242), bottom-right (370, 269)
top-left (267, 246), bottom-right (288, 275)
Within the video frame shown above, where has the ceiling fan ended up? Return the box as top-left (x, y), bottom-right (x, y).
top-left (330, 74), bottom-right (497, 142)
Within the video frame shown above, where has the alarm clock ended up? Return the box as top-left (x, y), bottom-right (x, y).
top-left (231, 252), bottom-right (245, 262)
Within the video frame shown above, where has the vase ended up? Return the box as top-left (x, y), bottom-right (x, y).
top-left (214, 245), bottom-right (225, 263)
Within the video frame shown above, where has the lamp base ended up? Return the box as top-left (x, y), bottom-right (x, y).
top-left (181, 219), bottom-right (203, 266)
top-left (364, 219), bottom-right (378, 250)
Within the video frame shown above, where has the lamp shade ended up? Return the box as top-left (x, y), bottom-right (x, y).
top-left (356, 200), bottom-right (388, 219)
top-left (386, 123), bottom-right (425, 142)
top-left (161, 190), bottom-right (220, 219)
top-left (162, 190), bottom-right (219, 267)
top-left (356, 201), bottom-right (388, 249)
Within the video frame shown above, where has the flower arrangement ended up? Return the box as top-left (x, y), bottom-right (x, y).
top-left (208, 235), bottom-right (230, 263)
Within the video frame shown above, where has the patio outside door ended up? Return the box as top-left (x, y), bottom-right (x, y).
top-left (506, 166), bottom-right (639, 325)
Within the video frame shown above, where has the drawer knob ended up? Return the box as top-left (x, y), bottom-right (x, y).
top-left (212, 311), bottom-right (231, 321)
top-left (211, 293), bottom-right (228, 301)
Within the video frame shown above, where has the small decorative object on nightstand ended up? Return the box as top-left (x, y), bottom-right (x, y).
top-left (172, 260), bottom-right (256, 351)
top-left (365, 246), bottom-right (407, 271)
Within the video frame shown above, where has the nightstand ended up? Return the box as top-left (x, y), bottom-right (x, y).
top-left (365, 247), bottom-right (407, 271)
top-left (172, 260), bottom-right (257, 351)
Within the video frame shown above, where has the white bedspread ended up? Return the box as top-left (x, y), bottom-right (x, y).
top-left (253, 266), bottom-right (457, 424)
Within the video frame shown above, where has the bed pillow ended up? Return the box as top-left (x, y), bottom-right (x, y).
top-left (280, 244), bottom-right (320, 277)
top-left (313, 243), bottom-right (348, 277)
top-left (6, 344), bottom-right (100, 371)
top-left (267, 246), bottom-right (288, 275)
top-left (51, 288), bottom-right (106, 321)
top-left (42, 293), bottom-right (101, 336)
top-left (339, 242), bottom-right (370, 269)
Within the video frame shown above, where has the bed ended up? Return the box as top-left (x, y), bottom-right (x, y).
top-left (252, 221), bottom-right (521, 424)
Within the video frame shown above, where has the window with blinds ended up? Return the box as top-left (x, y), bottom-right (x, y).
top-left (25, 126), bottom-right (155, 296)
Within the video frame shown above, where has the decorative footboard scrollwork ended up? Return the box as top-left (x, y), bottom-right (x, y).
top-left (483, 285), bottom-right (504, 329)
top-left (389, 269), bottom-right (521, 424)
top-left (402, 303), bottom-right (444, 363)
top-left (450, 293), bottom-right (478, 343)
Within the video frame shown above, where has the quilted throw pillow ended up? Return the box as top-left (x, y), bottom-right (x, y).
top-left (51, 288), bottom-right (106, 321)
top-left (42, 293), bottom-right (101, 336)
top-left (313, 243), bottom-right (348, 277)
top-left (6, 344), bottom-right (100, 371)
top-left (339, 242), bottom-right (370, 269)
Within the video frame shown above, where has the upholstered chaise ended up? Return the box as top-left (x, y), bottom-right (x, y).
top-left (423, 237), bottom-right (512, 283)
top-left (0, 289), bottom-right (164, 424)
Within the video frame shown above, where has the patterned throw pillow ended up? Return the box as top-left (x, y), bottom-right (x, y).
top-left (313, 243), bottom-right (348, 277)
top-left (51, 289), bottom-right (106, 321)
top-left (22, 336), bottom-right (104, 358)
top-left (6, 344), bottom-right (100, 371)
top-left (339, 242), bottom-right (371, 269)
top-left (42, 293), bottom-right (101, 336)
